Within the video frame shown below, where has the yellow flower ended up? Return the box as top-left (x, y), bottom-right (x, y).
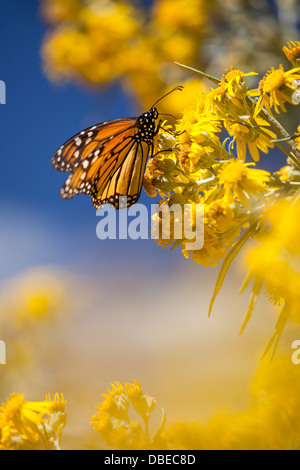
top-left (223, 68), bottom-right (258, 101)
top-left (218, 159), bottom-right (270, 208)
top-left (206, 199), bottom-right (235, 232)
top-left (98, 382), bottom-right (130, 422)
top-left (190, 116), bottom-right (222, 144)
top-left (125, 380), bottom-right (157, 427)
top-left (91, 380), bottom-right (165, 450)
top-left (187, 223), bottom-right (240, 267)
top-left (0, 393), bottom-right (66, 450)
top-left (295, 124), bottom-right (300, 149)
top-left (207, 68), bottom-right (256, 117)
top-left (254, 65), bottom-right (300, 115)
top-left (283, 41), bottom-right (300, 67)
top-left (225, 116), bottom-right (276, 162)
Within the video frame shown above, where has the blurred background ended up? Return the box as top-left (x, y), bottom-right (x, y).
top-left (0, 0), bottom-right (299, 449)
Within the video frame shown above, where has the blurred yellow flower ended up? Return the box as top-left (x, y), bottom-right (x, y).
top-left (42, 1), bottom-right (140, 84)
top-left (0, 268), bottom-right (69, 327)
top-left (244, 197), bottom-right (300, 349)
top-left (125, 380), bottom-right (157, 429)
top-left (276, 164), bottom-right (300, 183)
top-left (40, 0), bottom-right (210, 111)
top-left (91, 380), bottom-right (165, 450)
top-left (40, 0), bottom-right (81, 24)
top-left (90, 355), bottom-right (300, 450)
top-left (295, 124), bottom-right (300, 149)
top-left (166, 355), bottom-right (300, 450)
top-left (154, 0), bottom-right (206, 31)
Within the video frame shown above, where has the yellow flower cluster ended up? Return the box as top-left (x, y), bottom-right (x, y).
top-left (0, 393), bottom-right (66, 450)
top-left (145, 68), bottom-right (277, 267)
top-left (144, 44), bottom-right (300, 347)
top-left (41, 0), bottom-right (208, 110)
top-left (4, 353), bottom-right (300, 450)
top-left (91, 380), bottom-right (166, 449)
top-left (3, 349), bottom-right (300, 451)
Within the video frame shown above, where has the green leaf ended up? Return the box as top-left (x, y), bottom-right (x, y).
top-left (262, 302), bottom-right (290, 361)
top-left (174, 62), bottom-right (220, 85)
top-left (239, 269), bottom-right (255, 295)
top-left (240, 276), bottom-right (263, 335)
top-left (208, 219), bottom-right (262, 317)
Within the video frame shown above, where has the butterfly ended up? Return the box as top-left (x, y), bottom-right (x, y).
top-left (51, 86), bottom-right (183, 210)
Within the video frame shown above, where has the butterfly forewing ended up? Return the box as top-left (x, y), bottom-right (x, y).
top-left (52, 118), bottom-right (136, 173)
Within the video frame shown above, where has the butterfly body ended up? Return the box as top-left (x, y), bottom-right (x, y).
top-left (51, 86), bottom-right (183, 210)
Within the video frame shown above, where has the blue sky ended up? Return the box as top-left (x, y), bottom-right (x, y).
top-left (0, 1), bottom-right (298, 282)
top-left (0, 1), bottom-right (184, 280)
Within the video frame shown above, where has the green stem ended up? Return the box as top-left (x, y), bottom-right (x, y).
top-left (175, 62), bottom-right (220, 86)
top-left (246, 96), bottom-right (300, 165)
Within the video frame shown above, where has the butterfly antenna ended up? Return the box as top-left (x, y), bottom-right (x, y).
top-left (159, 113), bottom-right (177, 120)
top-left (151, 85), bottom-right (184, 108)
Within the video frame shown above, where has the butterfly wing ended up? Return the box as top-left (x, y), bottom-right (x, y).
top-left (52, 107), bottom-right (159, 209)
top-left (59, 126), bottom-right (139, 200)
top-left (51, 118), bottom-right (136, 173)
top-left (53, 118), bottom-right (151, 208)
top-left (91, 140), bottom-right (150, 209)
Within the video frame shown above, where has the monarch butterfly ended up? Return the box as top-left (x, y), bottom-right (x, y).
top-left (52, 86), bottom-right (183, 210)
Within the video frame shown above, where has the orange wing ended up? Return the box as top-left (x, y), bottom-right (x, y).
top-left (52, 106), bottom-right (159, 209)
top-left (53, 118), bottom-right (152, 208)
top-left (60, 127), bottom-right (140, 201)
top-left (91, 140), bottom-right (150, 209)
top-left (51, 118), bottom-right (136, 173)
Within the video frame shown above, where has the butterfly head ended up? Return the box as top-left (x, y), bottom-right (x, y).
top-left (139, 107), bottom-right (159, 122)
top-left (151, 107), bottom-right (159, 120)
top-left (136, 107), bottom-right (159, 144)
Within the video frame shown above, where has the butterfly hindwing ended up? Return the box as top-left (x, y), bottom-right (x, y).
top-left (91, 140), bottom-right (150, 209)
